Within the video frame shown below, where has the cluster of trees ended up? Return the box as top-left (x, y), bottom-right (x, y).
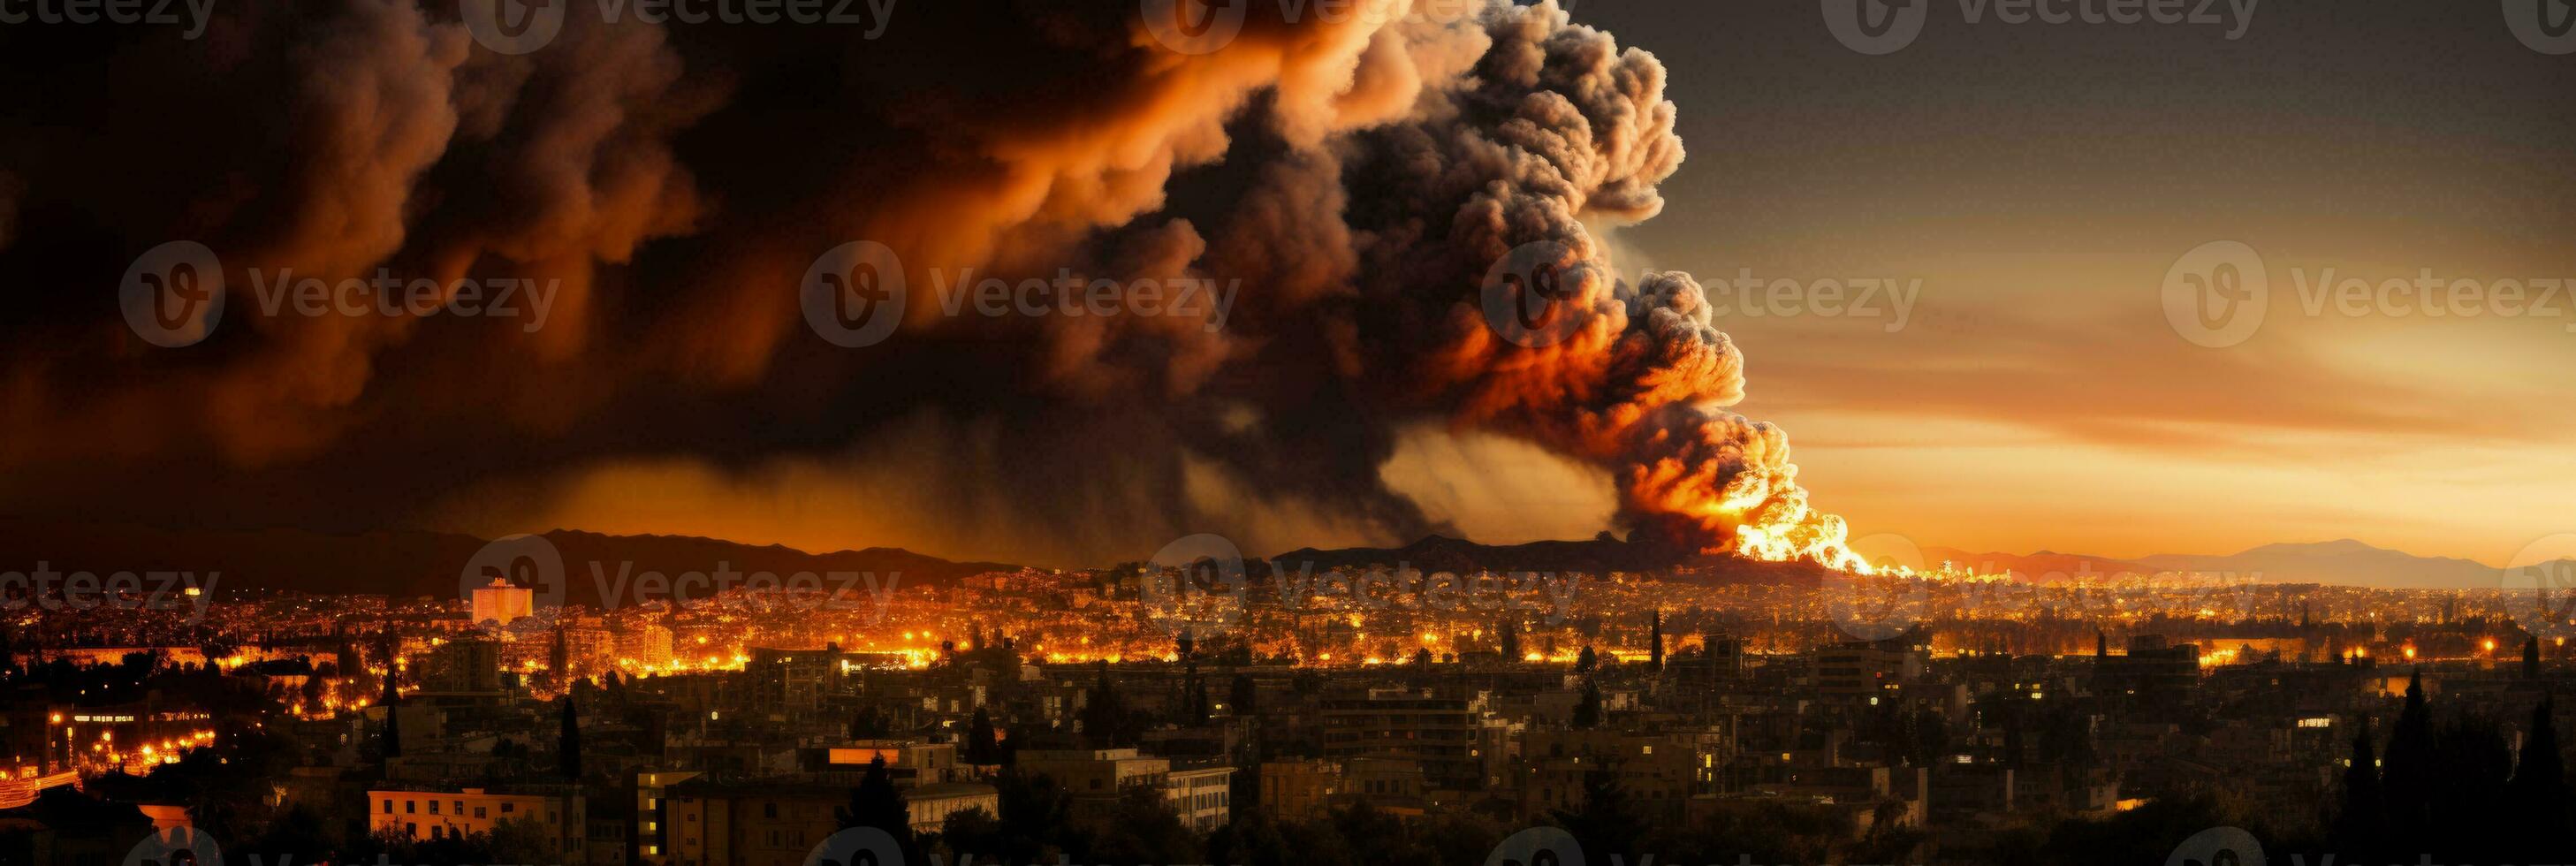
top-left (821, 751), bottom-right (1927, 866)
top-left (2327, 671), bottom-right (2570, 862)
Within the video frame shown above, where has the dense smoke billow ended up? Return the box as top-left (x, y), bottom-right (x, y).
top-left (0, 0), bottom-right (1850, 567)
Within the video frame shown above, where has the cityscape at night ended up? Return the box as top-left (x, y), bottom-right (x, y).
top-left (3, 0), bottom-right (2574, 864)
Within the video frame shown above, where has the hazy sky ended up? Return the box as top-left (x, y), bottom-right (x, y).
top-left (4, 0), bottom-right (2569, 569)
top-left (1524, 0), bottom-right (2576, 565)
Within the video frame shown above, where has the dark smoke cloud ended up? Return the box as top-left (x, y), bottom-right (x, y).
top-left (0, 0), bottom-right (1834, 567)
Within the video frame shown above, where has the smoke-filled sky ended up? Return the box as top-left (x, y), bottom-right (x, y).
top-left (1, 0), bottom-right (2569, 569)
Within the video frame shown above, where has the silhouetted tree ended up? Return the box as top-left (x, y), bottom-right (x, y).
top-left (1572, 679), bottom-right (1602, 729)
top-left (559, 694), bottom-right (581, 779)
top-left (2331, 725), bottom-right (2382, 857)
top-left (837, 756), bottom-right (918, 862)
top-left (1083, 661), bottom-right (1128, 747)
top-left (1575, 645), bottom-right (1598, 672)
top-left (2507, 696), bottom-right (2570, 856)
top-left (1648, 610), bottom-right (1664, 672)
top-left (1230, 673), bottom-right (1258, 717)
top-left (2382, 669), bottom-right (2435, 847)
top-left (2525, 637), bottom-right (2542, 680)
top-left (379, 661), bottom-right (402, 759)
top-left (967, 707), bottom-right (999, 763)
top-left (851, 706), bottom-right (893, 738)
top-left (1553, 769), bottom-right (1645, 865)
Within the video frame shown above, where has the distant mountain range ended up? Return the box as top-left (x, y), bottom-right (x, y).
top-left (0, 518), bottom-right (2554, 596)
top-left (0, 519), bottom-right (1018, 605)
top-left (1924, 538), bottom-right (2564, 589)
top-left (1263, 533), bottom-right (1838, 587)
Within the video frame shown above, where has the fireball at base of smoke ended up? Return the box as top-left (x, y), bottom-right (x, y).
top-left (0, 0), bottom-right (1885, 573)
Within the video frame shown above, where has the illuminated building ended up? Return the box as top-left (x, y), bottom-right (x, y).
top-left (369, 786), bottom-right (587, 862)
top-left (471, 579), bottom-right (536, 627)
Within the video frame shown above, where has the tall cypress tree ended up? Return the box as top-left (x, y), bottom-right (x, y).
top-left (837, 756), bottom-right (919, 862)
top-left (2382, 669), bottom-right (2435, 848)
top-left (380, 660), bottom-right (402, 759)
top-left (1229, 673), bottom-right (1257, 718)
top-left (2509, 696), bottom-right (2570, 855)
top-left (1083, 661), bottom-right (1126, 747)
top-left (1648, 610), bottom-right (1664, 672)
top-left (559, 694), bottom-right (581, 779)
top-left (2524, 637), bottom-right (2542, 680)
top-left (967, 707), bottom-right (999, 763)
top-left (2331, 725), bottom-right (2383, 856)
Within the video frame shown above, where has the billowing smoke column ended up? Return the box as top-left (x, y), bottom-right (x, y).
top-left (0, 0), bottom-right (1872, 570)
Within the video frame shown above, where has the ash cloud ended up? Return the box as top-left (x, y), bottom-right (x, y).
top-left (0, 0), bottom-right (1848, 568)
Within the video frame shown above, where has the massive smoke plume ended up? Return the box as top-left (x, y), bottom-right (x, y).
top-left (0, 0), bottom-right (1863, 569)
